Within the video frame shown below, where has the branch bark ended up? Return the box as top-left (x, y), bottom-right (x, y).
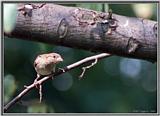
top-left (3, 53), bottom-right (111, 113)
top-left (5, 3), bottom-right (157, 62)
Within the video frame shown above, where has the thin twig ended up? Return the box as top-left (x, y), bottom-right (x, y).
top-left (3, 53), bottom-right (111, 113)
top-left (79, 58), bottom-right (98, 79)
top-left (39, 84), bottom-right (42, 103)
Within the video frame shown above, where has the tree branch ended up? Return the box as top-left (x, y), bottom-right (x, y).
top-left (3, 53), bottom-right (111, 113)
top-left (5, 3), bottom-right (157, 62)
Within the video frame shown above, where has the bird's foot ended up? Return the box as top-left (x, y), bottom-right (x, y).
top-left (33, 79), bottom-right (41, 89)
top-left (58, 68), bottom-right (65, 72)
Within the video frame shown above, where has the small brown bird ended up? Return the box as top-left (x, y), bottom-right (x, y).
top-left (34, 53), bottom-right (63, 83)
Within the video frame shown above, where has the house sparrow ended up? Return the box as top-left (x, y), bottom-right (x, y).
top-left (34, 53), bottom-right (63, 83)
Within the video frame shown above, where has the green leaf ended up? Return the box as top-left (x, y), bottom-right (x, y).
top-left (27, 103), bottom-right (54, 113)
top-left (4, 74), bottom-right (17, 103)
top-left (132, 4), bottom-right (154, 19)
top-left (3, 4), bottom-right (17, 33)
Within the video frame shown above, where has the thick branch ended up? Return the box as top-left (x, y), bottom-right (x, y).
top-left (5, 3), bottom-right (157, 62)
top-left (3, 53), bottom-right (111, 113)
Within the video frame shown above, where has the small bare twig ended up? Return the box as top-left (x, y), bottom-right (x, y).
top-left (79, 58), bottom-right (98, 79)
top-left (39, 84), bottom-right (42, 103)
top-left (3, 53), bottom-right (111, 113)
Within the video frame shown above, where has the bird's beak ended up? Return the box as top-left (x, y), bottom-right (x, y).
top-left (57, 57), bottom-right (63, 62)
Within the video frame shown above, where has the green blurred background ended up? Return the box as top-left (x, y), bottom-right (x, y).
top-left (3, 3), bottom-right (157, 113)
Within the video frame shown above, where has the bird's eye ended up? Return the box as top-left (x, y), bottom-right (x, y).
top-left (53, 56), bottom-right (56, 58)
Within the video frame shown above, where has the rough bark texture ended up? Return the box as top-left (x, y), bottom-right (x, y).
top-left (5, 3), bottom-right (157, 62)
